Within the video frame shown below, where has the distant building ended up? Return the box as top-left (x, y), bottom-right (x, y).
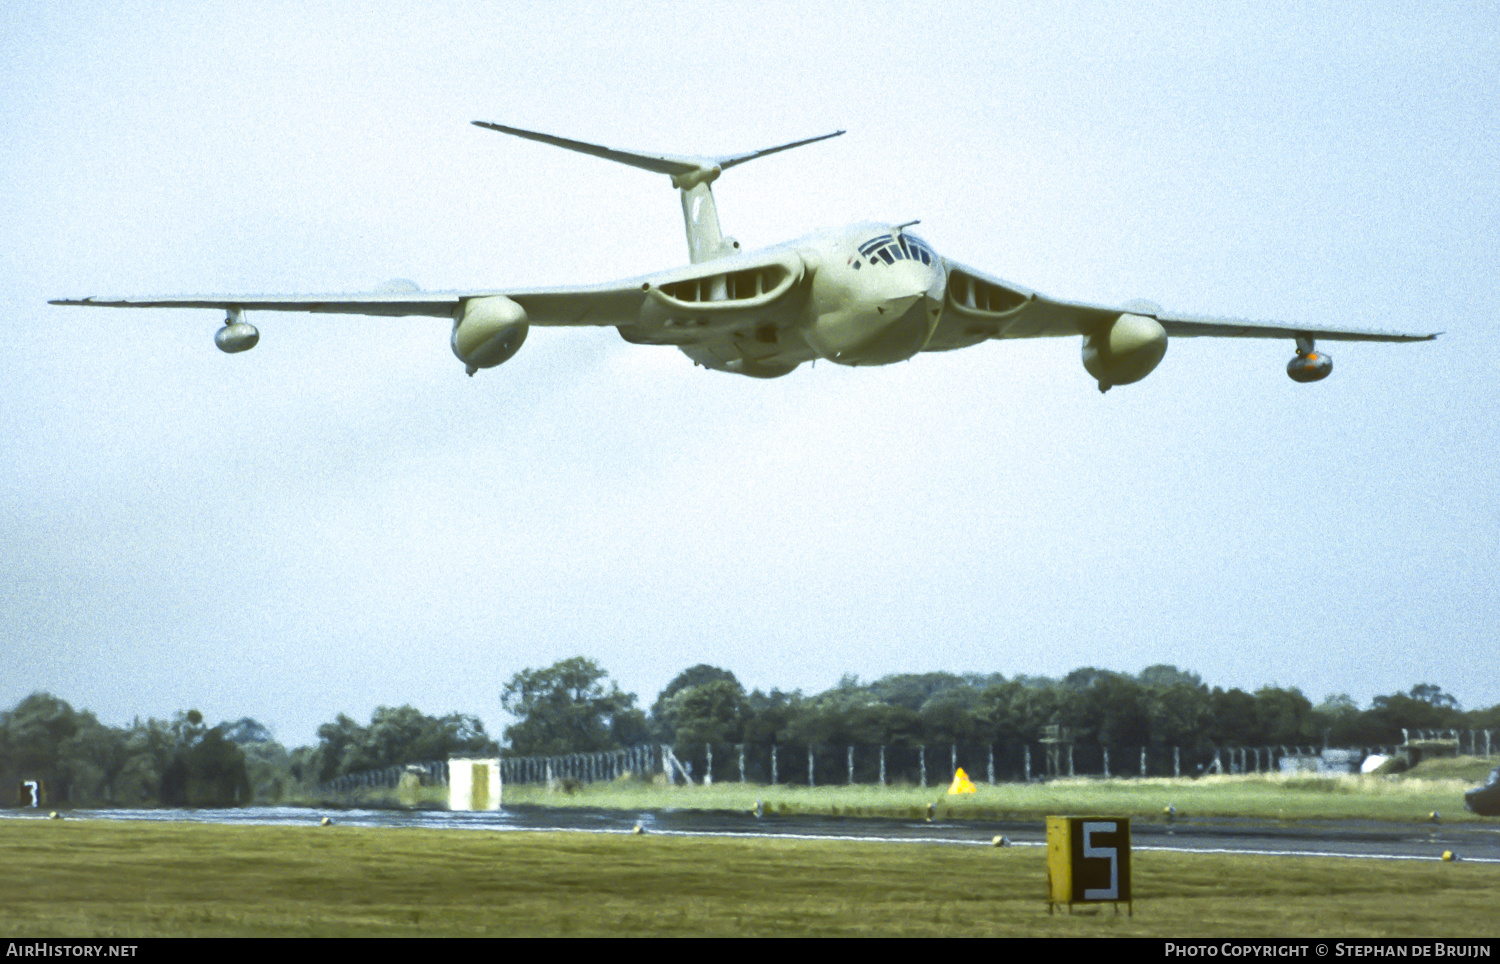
top-left (1279, 749), bottom-right (1361, 775)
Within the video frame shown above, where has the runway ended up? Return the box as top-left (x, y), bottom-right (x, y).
top-left (8, 805), bottom-right (1499, 863)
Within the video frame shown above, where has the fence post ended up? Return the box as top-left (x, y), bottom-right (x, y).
top-left (771, 745), bottom-right (778, 785)
top-left (880, 745), bottom-right (886, 787)
top-left (847, 746), bottom-right (854, 785)
top-left (988, 745), bottom-right (995, 786)
top-left (920, 746), bottom-right (927, 789)
top-left (951, 744), bottom-right (957, 782)
top-left (1025, 744), bottom-right (1031, 782)
top-left (1174, 746), bottom-right (1180, 778)
top-left (705, 744), bottom-right (713, 786)
top-left (808, 746), bottom-right (815, 788)
top-left (1140, 747), bottom-right (1146, 777)
top-left (1068, 745), bottom-right (1075, 777)
top-left (739, 744), bottom-right (746, 784)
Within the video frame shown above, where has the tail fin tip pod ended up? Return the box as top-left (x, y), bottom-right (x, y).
top-left (471, 121), bottom-right (844, 263)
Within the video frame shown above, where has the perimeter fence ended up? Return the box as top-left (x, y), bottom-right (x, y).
top-left (320, 759), bottom-right (449, 794)
top-left (319, 729), bottom-right (1495, 793)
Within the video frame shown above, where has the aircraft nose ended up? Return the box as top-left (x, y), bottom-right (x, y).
top-left (879, 259), bottom-right (944, 316)
top-left (803, 251), bottom-right (945, 365)
top-left (877, 292), bottom-right (921, 316)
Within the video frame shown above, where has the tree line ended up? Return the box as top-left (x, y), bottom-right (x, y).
top-left (501, 660), bottom-right (1499, 765)
top-left (4, 661), bottom-right (1495, 806)
top-left (0, 695), bottom-right (498, 808)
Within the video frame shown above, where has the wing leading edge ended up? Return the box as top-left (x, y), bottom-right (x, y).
top-left (49, 282), bottom-right (650, 326)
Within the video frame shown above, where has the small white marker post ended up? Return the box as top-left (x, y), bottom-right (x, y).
top-left (449, 758), bottom-right (502, 811)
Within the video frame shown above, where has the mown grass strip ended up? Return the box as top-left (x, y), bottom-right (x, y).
top-left (1, 818), bottom-right (1494, 937)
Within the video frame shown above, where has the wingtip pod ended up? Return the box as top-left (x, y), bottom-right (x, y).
top-left (1287, 335), bottom-right (1332, 383)
top-left (214, 309), bottom-right (259, 354)
top-left (1287, 350), bottom-right (1333, 382)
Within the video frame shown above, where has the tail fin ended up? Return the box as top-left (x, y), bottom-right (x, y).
top-left (473, 122), bottom-right (843, 263)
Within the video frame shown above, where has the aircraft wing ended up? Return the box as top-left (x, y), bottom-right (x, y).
top-left (50, 281), bottom-right (651, 326)
top-left (51, 247), bottom-right (811, 375)
top-left (926, 258), bottom-right (1440, 351)
top-left (50, 245), bottom-right (806, 329)
top-left (1149, 312), bottom-right (1440, 343)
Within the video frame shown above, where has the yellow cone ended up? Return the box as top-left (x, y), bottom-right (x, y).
top-left (948, 767), bottom-right (977, 795)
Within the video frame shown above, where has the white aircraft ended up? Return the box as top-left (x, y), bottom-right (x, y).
top-left (54, 122), bottom-right (1438, 391)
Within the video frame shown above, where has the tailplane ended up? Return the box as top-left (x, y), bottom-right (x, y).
top-left (472, 122), bottom-right (843, 263)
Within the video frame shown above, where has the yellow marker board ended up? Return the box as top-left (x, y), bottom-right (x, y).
top-left (1046, 816), bottom-right (1132, 915)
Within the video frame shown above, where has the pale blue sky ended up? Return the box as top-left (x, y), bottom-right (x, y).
top-left (3, 1), bottom-right (1496, 745)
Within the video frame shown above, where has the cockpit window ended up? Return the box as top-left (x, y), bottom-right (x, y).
top-left (858, 233), bottom-right (935, 266)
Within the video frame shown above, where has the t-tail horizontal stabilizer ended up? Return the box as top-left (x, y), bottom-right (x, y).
top-left (472, 121), bottom-right (844, 264)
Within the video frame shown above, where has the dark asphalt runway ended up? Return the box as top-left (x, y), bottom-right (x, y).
top-left (8, 805), bottom-right (1499, 863)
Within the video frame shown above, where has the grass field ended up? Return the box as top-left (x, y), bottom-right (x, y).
top-left (365, 756), bottom-right (1497, 824)
top-left (496, 773), bottom-right (1489, 824)
top-left (1, 818), bottom-right (1496, 937)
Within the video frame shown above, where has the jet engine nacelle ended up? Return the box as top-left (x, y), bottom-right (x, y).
top-left (452, 296), bottom-right (529, 375)
top-left (1287, 348), bottom-right (1333, 383)
top-left (1082, 313), bottom-right (1167, 392)
top-left (214, 310), bottom-right (259, 353)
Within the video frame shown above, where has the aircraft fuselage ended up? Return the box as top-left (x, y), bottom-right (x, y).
top-left (671, 223), bottom-right (948, 376)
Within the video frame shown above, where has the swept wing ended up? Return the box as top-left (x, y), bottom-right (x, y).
top-left (928, 258), bottom-right (1438, 348)
top-left (52, 246), bottom-right (810, 375)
